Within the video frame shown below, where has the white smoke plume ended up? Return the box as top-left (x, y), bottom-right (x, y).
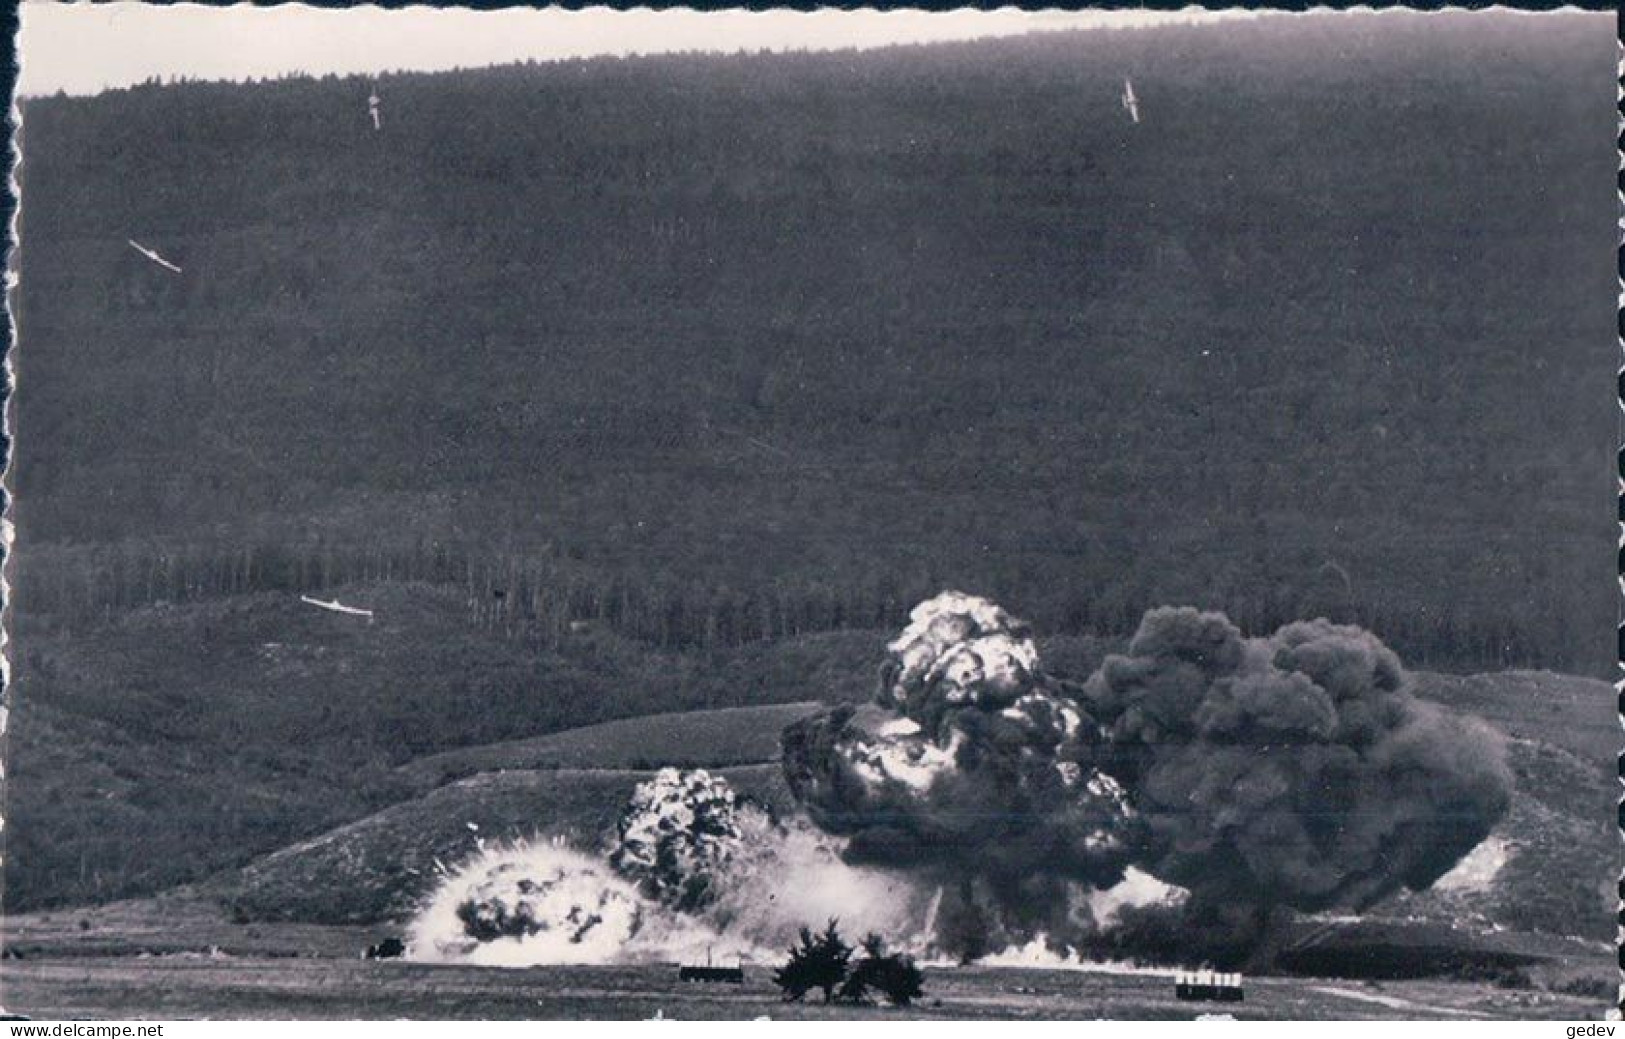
top-left (701, 819), bottom-right (928, 950)
top-left (406, 840), bottom-right (705, 967)
top-left (407, 773), bottom-right (933, 968)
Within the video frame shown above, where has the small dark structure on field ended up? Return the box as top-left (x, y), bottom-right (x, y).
top-left (679, 949), bottom-right (744, 983)
top-left (364, 937), bottom-right (406, 960)
top-left (1175, 971), bottom-right (1244, 1002)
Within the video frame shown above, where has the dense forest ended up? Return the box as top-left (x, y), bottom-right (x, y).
top-left (13, 11), bottom-right (1615, 672)
top-left (4, 10), bottom-right (1616, 914)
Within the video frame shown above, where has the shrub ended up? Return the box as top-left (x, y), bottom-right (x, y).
top-left (772, 920), bottom-right (853, 1003)
top-left (837, 933), bottom-right (925, 1008)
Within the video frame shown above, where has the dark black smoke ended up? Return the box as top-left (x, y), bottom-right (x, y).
top-left (782, 594), bottom-right (1142, 888)
top-left (781, 594), bottom-right (1513, 967)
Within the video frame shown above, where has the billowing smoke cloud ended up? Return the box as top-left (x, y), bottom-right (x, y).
top-left (608, 767), bottom-right (930, 952)
top-left (610, 768), bottom-right (776, 912)
top-left (782, 592), bottom-right (1148, 960)
top-left (782, 593), bottom-right (1513, 966)
top-left (409, 842), bottom-right (670, 966)
top-left (1081, 608), bottom-right (1513, 952)
top-left (785, 593), bottom-right (1142, 884)
top-left (410, 771), bottom-right (929, 967)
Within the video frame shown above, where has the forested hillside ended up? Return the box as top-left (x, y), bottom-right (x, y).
top-left (12, 11), bottom-right (1614, 673)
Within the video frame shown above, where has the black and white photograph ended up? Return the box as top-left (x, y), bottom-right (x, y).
top-left (1, 1), bottom-right (1617, 1021)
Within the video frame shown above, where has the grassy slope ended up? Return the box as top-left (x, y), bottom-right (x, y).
top-left (395, 702), bottom-right (825, 786)
top-left (391, 633), bottom-right (1125, 786)
top-left (1365, 672), bottom-right (1616, 942)
top-left (1414, 670), bottom-right (1615, 766)
top-left (213, 669), bottom-right (1612, 946)
top-left (2, 584), bottom-right (876, 912)
top-left (7, 563), bottom-right (1609, 942)
top-left (5, 569), bottom-right (1125, 914)
top-left (217, 765), bottom-right (794, 924)
top-left (1, 655), bottom-right (1608, 995)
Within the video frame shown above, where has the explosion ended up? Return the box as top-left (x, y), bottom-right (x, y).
top-left (610, 767), bottom-right (776, 912)
top-left (784, 593), bottom-right (1142, 888)
top-left (408, 842), bottom-right (661, 966)
top-left (608, 767), bottom-right (928, 951)
top-left (782, 593), bottom-right (1513, 966)
top-left (410, 771), bottom-right (928, 967)
top-left (408, 594), bottom-right (1510, 971)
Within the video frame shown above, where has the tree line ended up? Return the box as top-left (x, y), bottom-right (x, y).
top-left (15, 536), bottom-right (1570, 672)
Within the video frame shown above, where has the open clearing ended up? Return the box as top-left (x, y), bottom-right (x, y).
top-left (0, 901), bottom-right (1605, 1022)
top-left (1, 955), bottom-right (1603, 1021)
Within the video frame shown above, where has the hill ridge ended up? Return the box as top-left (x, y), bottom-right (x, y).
top-left (14, 12), bottom-right (1615, 674)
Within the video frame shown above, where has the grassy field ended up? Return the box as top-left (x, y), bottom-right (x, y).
top-left (3, 890), bottom-right (1609, 1020)
top-left (1, 955), bottom-right (1606, 1020)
